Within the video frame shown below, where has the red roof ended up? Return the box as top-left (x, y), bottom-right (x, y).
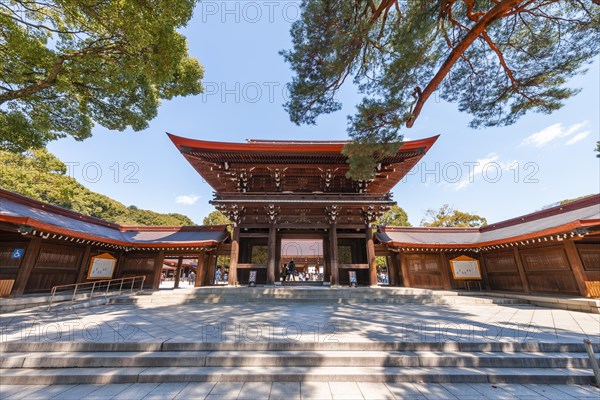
top-left (0, 189), bottom-right (228, 248)
top-left (168, 133), bottom-right (439, 154)
top-left (377, 194), bottom-right (600, 249)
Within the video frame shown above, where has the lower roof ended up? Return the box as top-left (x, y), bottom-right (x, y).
top-left (0, 189), bottom-right (228, 249)
top-left (377, 194), bottom-right (600, 250)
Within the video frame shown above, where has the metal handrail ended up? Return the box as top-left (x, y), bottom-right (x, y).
top-left (47, 275), bottom-right (146, 311)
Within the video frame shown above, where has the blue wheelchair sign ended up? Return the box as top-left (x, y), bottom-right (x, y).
top-left (11, 248), bottom-right (24, 259)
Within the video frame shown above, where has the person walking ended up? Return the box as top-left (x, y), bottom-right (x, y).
top-left (288, 260), bottom-right (296, 281)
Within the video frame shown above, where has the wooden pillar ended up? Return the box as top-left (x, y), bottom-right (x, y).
top-left (76, 245), bottom-right (93, 283)
top-left (366, 226), bottom-right (377, 286)
top-left (174, 256), bottom-right (183, 289)
top-left (12, 237), bottom-right (42, 296)
top-left (513, 247), bottom-right (530, 294)
top-left (267, 224), bottom-right (276, 284)
top-left (388, 255), bottom-right (397, 286)
top-left (564, 240), bottom-right (590, 297)
top-left (478, 253), bottom-right (491, 291)
top-left (113, 251), bottom-right (125, 279)
top-left (439, 251), bottom-right (452, 290)
top-left (229, 226), bottom-right (240, 286)
top-left (329, 223), bottom-right (339, 286)
top-left (151, 250), bottom-right (165, 290)
top-left (195, 252), bottom-right (207, 287)
top-left (204, 253), bottom-right (216, 286)
top-left (398, 252), bottom-right (411, 287)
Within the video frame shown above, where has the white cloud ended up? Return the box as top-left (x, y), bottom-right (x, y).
top-left (451, 153), bottom-right (516, 191)
top-left (175, 194), bottom-right (200, 205)
top-left (566, 131), bottom-right (591, 145)
top-left (520, 121), bottom-right (588, 147)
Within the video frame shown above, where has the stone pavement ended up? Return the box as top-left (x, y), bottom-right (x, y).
top-left (1, 291), bottom-right (599, 344)
top-left (1, 381), bottom-right (599, 399)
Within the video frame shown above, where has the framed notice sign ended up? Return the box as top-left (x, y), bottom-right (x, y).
top-left (248, 270), bottom-right (257, 286)
top-left (87, 253), bottom-right (117, 279)
top-left (449, 255), bottom-right (482, 280)
top-left (348, 270), bottom-right (357, 287)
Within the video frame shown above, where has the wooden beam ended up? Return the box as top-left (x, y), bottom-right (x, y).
top-left (513, 247), bottom-right (530, 294)
top-left (439, 252), bottom-right (452, 290)
top-left (388, 255), bottom-right (397, 286)
top-left (195, 253), bottom-right (206, 287)
top-left (329, 223), bottom-right (339, 286)
top-left (11, 237), bottom-right (42, 296)
top-left (267, 224), bottom-right (276, 284)
top-left (174, 256), bottom-right (183, 289)
top-left (366, 227), bottom-right (377, 286)
top-left (478, 253), bottom-right (491, 291)
top-left (151, 250), bottom-right (165, 290)
top-left (398, 252), bottom-right (410, 287)
top-left (76, 245), bottom-right (92, 283)
top-left (563, 240), bottom-right (590, 297)
top-left (229, 226), bottom-right (240, 285)
top-left (204, 254), bottom-right (216, 286)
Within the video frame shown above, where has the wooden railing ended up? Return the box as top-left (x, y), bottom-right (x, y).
top-left (47, 275), bottom-right (146, 311)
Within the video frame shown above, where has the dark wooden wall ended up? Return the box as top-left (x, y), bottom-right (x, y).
top-left (402, 253), bottom-right (445, 289)
top-left (482, 250), bottom-right (524, 292)
top-left (120, 253), bottom-right (159, 289)
top-left (25, 243), bottom-right (83, 292)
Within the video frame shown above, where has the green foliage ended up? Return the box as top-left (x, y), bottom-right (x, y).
top-left (0, 0), bottom-right (204, 152)
top-left (377, 205), bottom-right (411, 227)
top-left (559, 194), bottom-right (595, 205)
top-left (0, 148), bottom-right (194, 226)
top-left (283, 0), bottom-right (600, 179)
top-left (596, 141), bottom-right (600, 158)
top-left (203, 210), bottom-right (232, 226)
top-left (421, 204), bottom-right (487, 228)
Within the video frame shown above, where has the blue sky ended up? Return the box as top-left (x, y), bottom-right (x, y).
top-left (48, 1), bottom-right (600, 226)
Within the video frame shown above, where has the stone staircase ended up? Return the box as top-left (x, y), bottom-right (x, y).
top-left (0, 341), bottom-right (597, 385)
top-left (109, 287), bottom-right (530, 306)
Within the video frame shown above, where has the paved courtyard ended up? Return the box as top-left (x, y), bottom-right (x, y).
top-left (1, 290), bottom-right (599, 344)
top-left (1, 290), bottom-right (599, 399)
top-left (1, 381), bottom-right (599, 400)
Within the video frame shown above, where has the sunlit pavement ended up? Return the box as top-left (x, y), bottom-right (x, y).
top-left (1, 289), bottom-right (599, 399)
top-left (1, 381), bottom-right (599, 399)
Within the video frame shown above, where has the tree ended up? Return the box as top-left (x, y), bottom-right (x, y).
top-left (282, 1), bottom-right (599, 179)
top-left (203, 210), bottom-right (232, 226)
top-left (421, 204), bottom-right (487, 227)
top-left (0, 0), bottom-right (204, 152)
top-left (596, 141), bottom-right (600, 158)
top-left (0, 148), bottom-right (194, 225)
top-left (377, 205), bottom-right (411, 226)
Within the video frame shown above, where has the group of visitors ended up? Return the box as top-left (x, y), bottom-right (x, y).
top-left (281, 260), bottom-right (322, 281)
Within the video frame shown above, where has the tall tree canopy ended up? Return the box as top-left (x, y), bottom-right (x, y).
top-left (421, 204), bottom-right (488, 227)
top-left (377, 205), bottom-right (411, 226)
top-left (282, 0), bottom-right (599, 179)
top-left (203, 210), bottom-right (232, 226)
top-left (0, 0), bottom-right (204, 152)
top-left (0, 149), bottom-right (194, 226)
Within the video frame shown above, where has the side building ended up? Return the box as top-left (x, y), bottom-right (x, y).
top-left (0, 188), bottom-right (228, 296)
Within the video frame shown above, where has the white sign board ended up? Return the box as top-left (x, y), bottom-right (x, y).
top-left (249, 270), bottom-right (257, 283)
top-left (449, 258), bottom-right (482, 280)
top-left (88, 254), bottom-right (117, 279)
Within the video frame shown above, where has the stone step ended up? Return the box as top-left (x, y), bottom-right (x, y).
top-left (2, 341), bottom-right (598, 353)
top-left (1, 350), bottom-right (596, 369)
top-left (0, 366), bottom-right (593, 385)
top-left (112, 294), bottom-right (528, 305)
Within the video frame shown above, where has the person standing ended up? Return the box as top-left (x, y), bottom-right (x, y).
top-left (288, 259), bottom-right (296, 281)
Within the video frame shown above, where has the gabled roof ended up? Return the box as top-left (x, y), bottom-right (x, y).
top-left (377, 194), bottom-right (600, 249)
top-left (168, 133), bottom-right (439, 195)
top-left (0, 189), bottom-right (228, 249)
